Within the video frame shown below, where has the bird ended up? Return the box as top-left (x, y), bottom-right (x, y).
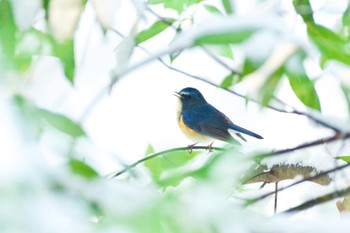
top-left (175, 87), bottom-right (263, 149)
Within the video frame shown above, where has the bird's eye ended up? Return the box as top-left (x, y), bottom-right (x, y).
top-left (187, 95), bottom-right (192, 100)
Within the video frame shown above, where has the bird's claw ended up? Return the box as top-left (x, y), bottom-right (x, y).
top-left (187, 142), bottom-right (198, 154)
top-left (206, 142), bottom-right (214, 152)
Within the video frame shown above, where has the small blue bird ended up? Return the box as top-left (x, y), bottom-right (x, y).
top-left (175, 87), bottom-right (263, 147)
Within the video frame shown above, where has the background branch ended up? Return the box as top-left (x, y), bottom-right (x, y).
top-left (259, 133), bottom-right (350, 159)
top-left (281, 186), bottom-right (350, 214)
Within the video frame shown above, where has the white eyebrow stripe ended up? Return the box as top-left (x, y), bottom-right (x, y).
top-left (180, 92), bottom-right (190, 95)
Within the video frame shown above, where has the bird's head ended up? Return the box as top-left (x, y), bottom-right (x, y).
top-left (175, 87), bottom-right (207, 111)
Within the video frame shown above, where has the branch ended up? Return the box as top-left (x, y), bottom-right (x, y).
top-left (281, 186), bottom-right (350, 214)
top-left (110, 146), bottom-right (225, 178)
top-left (244, 163), bottom-right (350, 205)
top-left (259, 133), bottom-right (350, 159)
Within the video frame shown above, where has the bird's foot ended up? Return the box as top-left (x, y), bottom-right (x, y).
top-left (187, 142), bottom-right (198, 154)
top-left (206, 142), bottom-right (214, 152)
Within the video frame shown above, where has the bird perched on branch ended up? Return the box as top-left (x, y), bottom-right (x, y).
top-left (175, 87), bottom-right (263, 150)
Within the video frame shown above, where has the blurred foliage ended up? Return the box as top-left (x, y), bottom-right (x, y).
top-left (1, 0), bottom-right (350, 232)
top-left (135, 18), bottom-right (176, 44)
top-left (336, 156), bottom-right (350, 163)
top-left (13, 95), bottom-right (85, 138)
top-left (69, 159), bottom-right (99, 180)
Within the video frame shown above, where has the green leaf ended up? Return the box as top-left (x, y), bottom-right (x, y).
top-left (285, 52), bottom-right (321, 111)
top-left (220, 73), bottom-right (234, 89)
top-left (221, 0), bottom-right (234, 14)
top-left (144, 149), bottom-right (201, 185)
top-left (308, 24), bottom-right (350, 64)
top-left (148, 0), bottom-right (203, 14)
top-left (194, 29), bottom-right (256, 45)
top-left (293, 0), bottom-right (314, 23)
top-left (170, 50), bottom-right (182, 63)
top-left (38, 109), bottom-right (85, 137)
top-left (342, 3), bottom-right (350, 39)
top-left (53, 39), bottom-right (75, 83)
top-left (261, 67), bottom-right (284, 106)
top-left (69, 159), bottom-right (99, 180)
top-left (0, 0), bottom-right (17, 66)
top-left (341, 84), bottom-right (350, 115)
top-left (343, 3), bottom-right (350, 26)
top-left (158, 150), bottom-right (226, 187)
top-left (144, 144), bottom-right (162, 180)
top-left (335, 155), bottom-right (350, 163)
top-left (203, 4), bottom-right (222, 15)
top-left (136, 18), bottom-right (176, 44)
top-left (241, 58), bottom-right (261, 77)
top-left (218, 44), bottom-right (233, 59)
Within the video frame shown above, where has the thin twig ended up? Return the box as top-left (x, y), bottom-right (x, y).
top-left (259, 134), bottom-right (350, 159)
top-left (281, 185), bottom-right (350, 214)
top-left (274, 182), bottom-right (278, 214)
top-left (273, 98), bottom-right (341, 133)
top-left (110, 146), bottom-right (225, 178)
top-left (200, 46), bottom-right (240, 75)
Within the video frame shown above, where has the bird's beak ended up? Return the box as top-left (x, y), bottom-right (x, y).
top-left (174, 92), bottom-right (181, 99)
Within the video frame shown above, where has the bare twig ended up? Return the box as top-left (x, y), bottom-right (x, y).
top-left (281, 186), bottom-right (350, 214)
top-left (259, 134), bottom-right (350, 159)
top-left (274, 182), bottom-right (278, 214)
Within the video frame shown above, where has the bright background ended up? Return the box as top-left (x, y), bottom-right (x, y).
top-left (1, 0), bottom-right (350, 232)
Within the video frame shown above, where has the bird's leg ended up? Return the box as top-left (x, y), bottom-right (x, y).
top-left (187, 142), bottom-right (198, 154)
top-left (207, 141), bottom-right (214, 152)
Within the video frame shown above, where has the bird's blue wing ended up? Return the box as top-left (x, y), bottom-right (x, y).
top-left (183, 104), bottom-right (235, 142)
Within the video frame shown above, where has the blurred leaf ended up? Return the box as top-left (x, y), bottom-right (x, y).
top-left (261, 67), bottom-right (284, 106)
top-left (170, 50), bottom-right (182, 63)
top-left (53, 39), bottom-right (75, 83)
top-left (293, 0), bottom-right (314, 23)
top-left (221, 0), bottom-right (233, 14)
top-left (159, 150), bottom-right (226, 187)
top-left (38, 109), bottom-right (85, 137)
top-left (144, 148), bottom-right (201, 186)
top-left (195, 29), bottom-right (256, 45)
top-left (307, 24), bottom-right (350, 66)
top-left (203, 4), bottom-right (222, 15)
top-left (149, 0), bottom-right (203, 14)
top-left (42, 0), bottom-right (50, 20)
top-left (241, 58), bottom-right (261, 77)
top-left (145, 144), bottom-right (155, 155)
top-left (136, 18), bottom-right (176, 44)
top-left (0, 0), bottom-right (17, 65)
top-left (293, 0), bottom-right (350, 66)
top-left (343, 3), bottom-right (350, 26)
top-left (341, 84), bottom-right (350, 115)
top-left (144, 145), bottom-right (161, 180)
top-left (69, 159), bottom-right (99, 180)
top-left (220, 73), bottom-right (234, 89)
top-left (335, 155), bottom-right (350, 163)
top-left (218, 44), bottom-right (233, 59)
top-left (342, 3), bottom-right (350, 39)
top-left (285, 52), bottom-right (321, 111)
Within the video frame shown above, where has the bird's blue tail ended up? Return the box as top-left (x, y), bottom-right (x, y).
top-left (229, 124), bottom-right (263, 139)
